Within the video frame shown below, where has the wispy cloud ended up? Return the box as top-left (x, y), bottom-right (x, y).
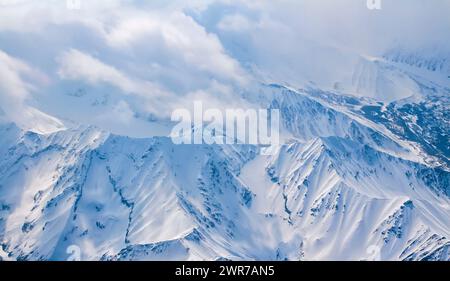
top-left (57, 49), bottom-right (168, 98)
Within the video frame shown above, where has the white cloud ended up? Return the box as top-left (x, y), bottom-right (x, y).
top-left (215, 0), bottom-right (450, 53)
top-left (0, 50), bottom-right (63, 133)
top-left (0, 50), bottom-right (31, 103)
top-left (0, 0), bottom-right (123, 32)
top-left (217, 13), bottom-right (251, 32)
top-left (57, 49), bottom-right (167, 98)
top-left (55, 48), bottom-right (245, 121)
top-left (56, 49), bottom-right (179, 120)
top-left (0, 1), bottom-right (248, 86)
top-left (106, 17), bottom-right (160, 48)
top-left (104, 11), bottom-right (248, 85)
top-left (199, 0), bottom-right (450, 90)
top-left (107, 100), bottom-right (135, 124)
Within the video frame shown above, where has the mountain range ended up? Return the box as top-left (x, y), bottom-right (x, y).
top-left (1, 49), bottom-right (449, 260)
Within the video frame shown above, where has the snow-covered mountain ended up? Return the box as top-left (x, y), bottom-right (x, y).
top-left (0, 79), bottom-right (448, 261)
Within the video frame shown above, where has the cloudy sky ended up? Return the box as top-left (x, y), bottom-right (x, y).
top-left (0, 0), bottom-right (449, 134)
